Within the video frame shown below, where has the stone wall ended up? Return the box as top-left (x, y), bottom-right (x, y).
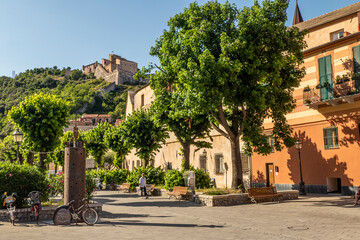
top-left (194, 190), bottom-right (299, 207)
top-left (0, 203), bottom-right (102, 222)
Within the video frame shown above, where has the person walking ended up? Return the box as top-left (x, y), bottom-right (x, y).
top-left (354, 187), bottom-right (360, 206)
top-left (139, 173), bottom-right (148, 199)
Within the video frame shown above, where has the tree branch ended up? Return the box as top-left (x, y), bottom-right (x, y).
top-left (210, 122), bottom-right (230, 140)
top-left (215, 103), bottom-right (236, 139)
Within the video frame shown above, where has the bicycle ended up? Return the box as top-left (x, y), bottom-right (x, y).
top-left (2, 192), bottom-right (16, 226)
top-left (53, 198), bottom-right (98, 226)
top-left (27, 191), bottom-right (42, 224)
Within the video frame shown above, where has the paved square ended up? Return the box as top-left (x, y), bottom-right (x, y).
top-left (1, 191), bottom-right (360, 240)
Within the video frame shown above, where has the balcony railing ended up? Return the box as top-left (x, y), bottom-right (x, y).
top-left (303, 77), bottom-right (360, 107)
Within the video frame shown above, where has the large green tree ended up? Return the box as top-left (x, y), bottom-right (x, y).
top-left (122, 109), bottom-right (168, 166)
top-left (104, 124), bottom-right (132, 168)
top-left (8, 93), bottom-right (70, 169)
top-left (85, 121), bottom-right (111, 167)
top-left (150, 0), bottom-right (306, 188)
top-left (150, 88), bottom-right (212, 169)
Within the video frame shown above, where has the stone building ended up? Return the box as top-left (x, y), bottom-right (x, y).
top-left (82, 54), bottom-right (149, 85)
top-left (252, 2), bottom-right (360, 195)
top-left (64, 114), bottom-right (112, 132)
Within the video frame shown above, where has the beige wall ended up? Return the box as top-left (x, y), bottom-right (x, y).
top-left (304, 14), bottom-right (358, 50)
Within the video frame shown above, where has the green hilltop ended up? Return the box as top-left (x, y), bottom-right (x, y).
top-left (0, 66), bottom-right (145, 139)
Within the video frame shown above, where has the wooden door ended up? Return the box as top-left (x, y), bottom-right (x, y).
top-left (266, 163), bottom-right (275, 187)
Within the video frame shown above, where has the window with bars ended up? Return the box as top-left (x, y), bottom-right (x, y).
top-left (268, 135), bottom-right (274, 153)
top-left (215, 154), bottom-right (224, 174)
top-left (323, 127), bottom-right (339, 149)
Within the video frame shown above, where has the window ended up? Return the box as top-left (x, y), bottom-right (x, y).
top-left (268, 135), bottom-right (274, 152)
top-left (199, 155), bottom-right (206, 172)
top-left (132, 161), bottom-right (135, 171)
top-left (323, 127), bottom-right (339, 149)
top-left (92, 119), bottom-right (96, 125)
top-left (141, 94), bottom-right (144, 107)
top-left (215, 154), bottom-right (224, 174)
top-left (99, 118), bottom-right (102, 123)
top-left (167, 162), bottom-right (172, 170)
top-left (331, 30), bottom-right (344, 41)
top-left (318, 55), bottom-right (333, 101)
top-left (136, 160), bottom-right (141, 167)
top-left (105, 119), bottom-right (109, 122)
top-left (353, 46), bottom-right (360, 74)
top-left (240, 153), bottom-right (250, 171)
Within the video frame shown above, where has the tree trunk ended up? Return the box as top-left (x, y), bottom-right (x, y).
top-left (39, 152), bottom-right (47, 169)
top-left (230, 137), bottom-right (243, 189)
top-left (183, 143), bottom-right (191, 170)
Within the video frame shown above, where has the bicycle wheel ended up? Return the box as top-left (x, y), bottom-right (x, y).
top-left (82, 208), bottom-right (98, 225)
top-left (53, 206), bottom-right (71, 225)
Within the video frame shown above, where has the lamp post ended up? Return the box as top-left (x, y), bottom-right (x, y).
top-left (295, 140), bottom-right (306, 195)
top-left (13, 128), bottom-right (23, 164)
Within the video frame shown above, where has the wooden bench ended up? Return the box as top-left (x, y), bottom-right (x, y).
top-left (247, 187), bottom-right (282, 204)
top-left (167, 186), bottom-right (188, 200)
top-left (117, 183), bottom-right (131, 193)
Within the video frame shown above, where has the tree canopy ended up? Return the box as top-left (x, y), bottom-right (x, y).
top-left (150, 86), bottom-right (212, 169)
top-left (122, 109), bottom-right (168, 166)
top-left (104, 124), bottom-right (132, 168)
top-left (8, 93), bottom-right (70, 168)
top-left (150, 0), bottom-right (306, 187)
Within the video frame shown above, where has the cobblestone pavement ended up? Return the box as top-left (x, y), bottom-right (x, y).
top-left (1, 191), bottom-right (360, 240)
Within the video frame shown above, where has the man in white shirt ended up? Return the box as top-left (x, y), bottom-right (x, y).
top-left (139, 173), bottom-right (148, 199)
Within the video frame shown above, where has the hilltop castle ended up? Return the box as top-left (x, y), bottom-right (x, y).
top-left (82, 54), bottom-right (149, 85)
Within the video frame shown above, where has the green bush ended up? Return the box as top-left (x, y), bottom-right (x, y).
top-left (0, 162), bottom-right (50, 208)
top-left (104, 169), bottom-right (130, 185)
top-left (164, 169), bottom-right (185, 191)
top-left (87, 169), bottom-right (107, 180)
top-left (193, 168), bottom-right (211, 189)
top-left (126, 166), bottom-right (165, 190)
top-left (48, 171), bottom-right (97, 200)
top-left (48, 172), bottom-right (64, 197)
top-left (86, 171), bottom-right (97, 201)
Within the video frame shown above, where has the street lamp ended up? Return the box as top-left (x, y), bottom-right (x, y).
top-left (13, 128), bottom-right (23, 163)
top-left (295, 140), bottom-right (306, 195)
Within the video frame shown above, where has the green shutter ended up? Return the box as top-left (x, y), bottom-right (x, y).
top-left (353, 46), bottom-right (360, 74)
top-left (318, 56), bottom-right (333, 101)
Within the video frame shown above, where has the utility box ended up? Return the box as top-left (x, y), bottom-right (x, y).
top-left (184, 171), bottom-right (195, 201)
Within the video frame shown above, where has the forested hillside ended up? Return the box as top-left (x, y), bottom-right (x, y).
top-left (0, 67), bottom-right (144, 139)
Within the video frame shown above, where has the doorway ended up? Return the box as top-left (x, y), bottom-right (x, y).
top-left (327, 177), bottom-right (342, 193)
top-left (266, 163), bottom-right (275, 187)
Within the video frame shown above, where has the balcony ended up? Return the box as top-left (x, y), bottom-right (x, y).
top-left (303, 77), bottom-right (360, 108)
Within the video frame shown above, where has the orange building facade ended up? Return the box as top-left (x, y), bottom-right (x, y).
top-left (252, 3), bottom-right (360, 195)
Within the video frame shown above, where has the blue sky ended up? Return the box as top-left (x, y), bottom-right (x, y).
top-left (0, 0), bottom-right (359, 77)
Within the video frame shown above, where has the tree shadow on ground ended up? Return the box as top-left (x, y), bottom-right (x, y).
top-left (109, 200), bottom-right (201, 208)
top-left (293, 194), bottom-right (355, 208)
top-left (287, 131), bottom-right (353, 192)
top-left (96, 220), bottom-right (224, 228)
top-left (100, 211), bottom-right (172, 219)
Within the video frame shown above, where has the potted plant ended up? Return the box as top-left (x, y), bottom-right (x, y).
top-left (303, 85), bottom-right (311, 92)
top-left (316, 83), bottom-right (321, 89)
top-left (304, 99), bottom-right (311, 104)
top-left (335, 75), bottom-right (343, 84)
